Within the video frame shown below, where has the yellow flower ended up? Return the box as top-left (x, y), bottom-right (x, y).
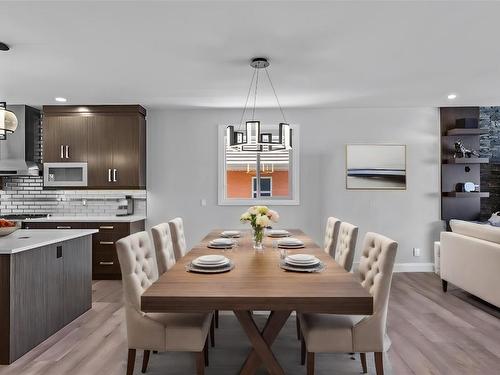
top-left (255, 214), bottom-right (270, 228)
top-left (257, 206), bottom-right (269, 215)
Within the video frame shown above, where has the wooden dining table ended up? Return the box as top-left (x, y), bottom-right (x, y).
top-left (141, 229), bottom-right (373, 375)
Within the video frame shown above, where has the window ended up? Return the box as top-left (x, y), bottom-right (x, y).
top-left (252, 176), bottom-right (272, 198)
top-left (218, 124), bottom-right (300, 205)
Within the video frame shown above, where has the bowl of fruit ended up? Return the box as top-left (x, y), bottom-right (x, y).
top-left (0, 219), bottom-right (20, 236)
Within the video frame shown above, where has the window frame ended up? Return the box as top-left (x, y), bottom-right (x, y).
top-left (252, 176), bottom-right (272, 198)
top-left (218, 123), bottom-right (300, 206)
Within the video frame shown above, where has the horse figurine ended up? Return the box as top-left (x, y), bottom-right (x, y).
top-left (454, 140), bottom-right (479, 158)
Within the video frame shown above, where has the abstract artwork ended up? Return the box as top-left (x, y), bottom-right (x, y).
top-left (346, 144), bottom-right (406, 190)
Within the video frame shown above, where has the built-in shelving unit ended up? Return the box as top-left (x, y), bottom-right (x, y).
top-left (440, 107), bottom-right (489, 222)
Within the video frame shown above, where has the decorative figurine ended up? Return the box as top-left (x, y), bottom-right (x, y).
top-left (454, 140), bottom-right (480, 158)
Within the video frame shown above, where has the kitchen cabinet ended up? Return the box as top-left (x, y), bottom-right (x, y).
top-left (23, 219), bottom-right (145, 280)
top-left (0, 234), bottom-right (92, 364)
top-left (42, 115), bottom-right (88, 162)
top-left (42, 105), bottom-right (146, 189)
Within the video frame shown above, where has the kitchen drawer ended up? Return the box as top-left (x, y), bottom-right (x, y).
top-left (92, 248), bottom-right (121, 276)
top-left (22, 222), bottom-right (87, 230)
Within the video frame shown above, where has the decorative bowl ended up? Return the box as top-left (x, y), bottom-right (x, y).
top-left (0, 221), bottom-right (21, 237)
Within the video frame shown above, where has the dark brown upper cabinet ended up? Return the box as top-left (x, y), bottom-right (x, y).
top-left (43, 115), bottom-right (89, 162)
top-left (43, 105), bottom-right (146, 189)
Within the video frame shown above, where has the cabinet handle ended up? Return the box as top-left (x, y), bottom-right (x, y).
top-left (108, 168), bottom-right (112, 182)
top-left (113, 169), bottom-right (117, 182)
top-left (65, 145), bottom-right (69, 159)
top-left (99, 261), bottom-right (114, 266)
top-left (60, 145), bottom-right (64, 159)
top-left (56, 226), bottom-right (72, 229)
top-left (99, 225), bottom-right (114, 230)
top-left (99, 241), bottom-right (114, 245)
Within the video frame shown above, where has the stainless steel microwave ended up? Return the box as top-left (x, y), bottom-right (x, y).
top-left (43, 162), bottom-right (88, 187)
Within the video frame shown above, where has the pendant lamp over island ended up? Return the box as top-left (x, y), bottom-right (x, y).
top-left (226, 57), bottom-right (292, 152)
top-left (0, 102), bottom-right (18, 140)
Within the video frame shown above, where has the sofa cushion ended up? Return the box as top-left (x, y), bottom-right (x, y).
top-left (450, 219), bottom-right (500, 244)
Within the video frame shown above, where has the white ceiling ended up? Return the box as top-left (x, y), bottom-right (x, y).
top-left (1, 1), bottom-right (500, 109)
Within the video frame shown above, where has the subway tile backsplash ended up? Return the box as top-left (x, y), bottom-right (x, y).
top-left (0, 176), bottom-right (147, 217)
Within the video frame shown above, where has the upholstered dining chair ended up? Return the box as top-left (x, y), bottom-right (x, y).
top-left (299, 232), bottom-right (398, 375)
top-left (167, 217), bottom-right (220, 328)
top-left (169, 217), bottom-right (188, 261)
top-left (151, 222), bottom-right (176, 275)
top-left (324, 217), bottom-right (341, 257)
top-left (334, 221), bottom-right (358, 272)
top-left (116, 231), bottom-right (213, 375)
top-left (151, 222), bottom-right (216, 346)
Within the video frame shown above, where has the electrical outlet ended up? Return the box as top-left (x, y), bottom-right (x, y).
top-left (200, 199), bottom-right (207, 207)
top-left (413, 248), bottom-right (421, 257)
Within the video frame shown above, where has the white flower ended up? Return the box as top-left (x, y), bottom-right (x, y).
top-left (248, 206), bottom-right (258, 215)
top-left (267, 209), bottom-right (279, 223)
top-left (255, 214), bottom-right (270, 228)
top-left (240, 212), bottom-right (251, 222)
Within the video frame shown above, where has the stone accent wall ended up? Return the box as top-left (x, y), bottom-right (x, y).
top-left (0, 176), bottom-right (146, 216)
top-left (480, 107), bottom-right (500, 219)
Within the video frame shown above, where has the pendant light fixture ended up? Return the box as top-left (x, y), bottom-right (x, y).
top-left (226, 57), bottom-right (292, 152)
top-left (0, 102), bottom-right (18, 140)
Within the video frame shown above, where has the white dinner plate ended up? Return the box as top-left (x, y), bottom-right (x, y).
top-left (285, 258), bottom-right (320, 267)
top-left (267, 229), bottom-right (290, 237)
top-left (196, 254), bottom-right (227, 264)
top-left (221, 230), bottom-right (241, 237)
top-left (287, 254), bottom-right (316, 262)
top-left (278, 238), bottom-right (304, 246)
top-left (210, 238), bottom-right (235, 245)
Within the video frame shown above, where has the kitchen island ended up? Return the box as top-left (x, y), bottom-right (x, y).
top-left (0, 229), bottom-right (97, 364)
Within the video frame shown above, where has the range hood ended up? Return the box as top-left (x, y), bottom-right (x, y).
top-left (0, 105), bottom-right (42, 176)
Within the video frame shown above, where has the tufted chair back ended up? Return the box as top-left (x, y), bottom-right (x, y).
top-left (324, 217), bottom-right (341, 256)
top-left (151, 223), bottom-right (176, 275)
top-left (117, 232), bottom-right (170, 351)
top-left (353, 232), bottom-right (398, 352)
top-left (116, 231), bottom-right (159, 312)
top-left (334, 221), bottom-right (358, 271)
top-left (169, 217), bottom-right (188, 261)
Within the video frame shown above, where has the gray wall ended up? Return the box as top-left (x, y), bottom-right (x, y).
top-left (147, 107), bottom-right (442, 265)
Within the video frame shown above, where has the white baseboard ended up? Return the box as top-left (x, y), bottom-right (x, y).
top-left (353, 262), bottom-right (435, 273)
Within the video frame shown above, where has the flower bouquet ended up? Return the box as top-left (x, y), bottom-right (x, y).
top-left (240, 206), bottom-right (279, 250)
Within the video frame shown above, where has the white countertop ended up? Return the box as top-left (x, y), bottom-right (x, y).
top-left (0, 229), bottom-right (98, 254)
top-left (24, 215), bottom-right (146, 223)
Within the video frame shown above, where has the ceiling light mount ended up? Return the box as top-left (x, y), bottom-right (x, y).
top-left (250, 57), bottom-right (270, 69)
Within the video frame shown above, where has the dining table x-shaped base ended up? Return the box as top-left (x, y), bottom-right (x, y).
top-left (234, 310), bottom-right (292, 375)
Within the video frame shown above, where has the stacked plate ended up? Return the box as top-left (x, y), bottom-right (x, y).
top-left (267, 229), bottom-right (291, 238)
top-left (280, 253), bottom-right (325, 273)
top-left (220, 230), bottom-right (241, 238)
top-left (277, 237), bottom-right (305, 249)
top-left (187, 255), bottom-right (234, 274)
top-left (207, 238), bottom-right (235, 249)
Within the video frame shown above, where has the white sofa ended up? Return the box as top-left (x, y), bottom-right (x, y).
top-left (440, 219), bottom-right (500, 308)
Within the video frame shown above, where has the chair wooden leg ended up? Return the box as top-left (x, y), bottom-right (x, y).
top-left (204, 338), bottom-right (209, 367)
top-left (126, 349), bottom-right (136, 375)
top-left (442, 279), bottom-right (448, 292)
top-left (141, 350), bottom-right (150, 373)
top-left (360, 352), bottom-right (367, 373)
top-left (374, 352), bottom-right (384, 375)
top-left (196, 351), bottom-right (205, 375)
top-left (296, 315), bottom-right (301, 340)
top-left (210, 316), bottom-right (215, 347)
top-left (300, 336), bottom-right (306, 365)
top-left (307, 352), bottom-right (315, 375)
top-left (215, 310), bottom-right (219, 328)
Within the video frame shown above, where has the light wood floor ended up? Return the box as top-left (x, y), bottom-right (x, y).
top-left (0, 273), bottom-right (498, 375)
